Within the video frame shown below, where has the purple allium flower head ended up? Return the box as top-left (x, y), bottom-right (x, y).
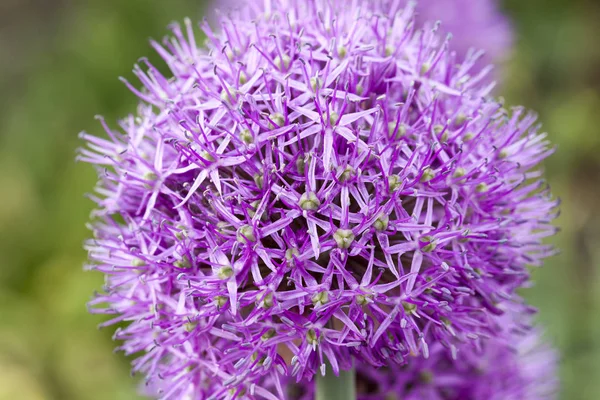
top-left (80, 0), bottom-right (557, 398)
top-left (281, 304), bottom-right (558, 400)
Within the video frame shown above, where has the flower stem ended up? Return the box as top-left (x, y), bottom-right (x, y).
top-left (316, 363), bottom-right (356, 400)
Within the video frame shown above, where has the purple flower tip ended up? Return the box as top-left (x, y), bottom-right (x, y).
top-left (414, 0), bottom-right (513, 68)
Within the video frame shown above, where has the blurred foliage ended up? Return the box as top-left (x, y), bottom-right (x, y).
top-left (0, 0), bottom-right (599, 399)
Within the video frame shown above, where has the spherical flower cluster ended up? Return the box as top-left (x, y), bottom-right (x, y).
top-left (80, 0), bottom-right (557, 398)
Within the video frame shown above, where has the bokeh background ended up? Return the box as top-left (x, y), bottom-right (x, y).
top-left (1, 0), bottom-right (599, 399)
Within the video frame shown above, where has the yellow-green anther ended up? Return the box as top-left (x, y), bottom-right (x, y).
top-left (214, 296), bottom-right (228, 307)
top-left (220, 87), bottom-right (235, 103)
top-left (476, 183), bottom-right (489, 193)
top-left (225, 47), bottom-right (235, 61)
top-left (149, 303), bottom-right (164, 313)
top-left (184, 321), bottom-right (198, 332)
top-left (374, 213), bottom-right (389, 231)
top-left (420, 168), bottom-right (436, 183)
top-left (298, 192), bottom-right (320, 211)
top-left (389, 122), bottom-right (407, 139)
top-left (174, 256), bottom-right (191, 269)
top-left (260, 292), bottom-right (274, 308)
top-left (356, 294), bottom-right (371, 306)
top-left (402, 301), bottom-right (417, 313)
top-left (385, 46), bottom-right (394, 57)
top-left (388, 122), bottom-right (396, 137)
top-left (236, 225), bottom-right (256, 243)
top-left (229, 388), bottom-right (247, 397)
top-left (144, 172), bottom-right (158, 181)
top-left (310, 77), bottom-right (321, 91)
top-left (499, 149), bottom-right (509, 159)
top-left (463, 132), bottom-right (474, 142)
top-left (253, 174), bottom-right (264, 189)
top-left (200, 151), bottom-right (215, 162)
top-left (218, 265), bottom-right (234, 279)
top-left (249, 200), bottom-right (266, 220)
top-left (327, 111), bottom-right (339, 126)
top-left (441, 316), bottom-right (452, 326)
top-left (339, 165), bottom-right (355, 183)
top-left (217, 221), bottom-right (231, 233)
top-left (338, 45), bottom-right (348, 58)
top-left (311, 291), bottom-right (329, 306)
top-left (285, 247), bottom-right (300, 261)
top-left (261, 328), bottom-right (276, 341)
top-left (239, 71), bottom-right (248, 85)
top-left (455, 113), bottom-right (467, 126)
top-left (420, 236), bottom-right (437, 252)
top-left (240, 129), bottom-right (253, 144)
top-left (388, 174), bottom-right (401, 192)
top-left (420, 62), bottom-right (430, 75)
top-left (333, 229), bottom-right (355, 249)
top-left (185, 364), bottom-right (196, 373)
top-left (269, 112), bottom-right (285, 129)
top-left (143, 172), bottom-right (157, 188)
top-left (433, 124), bottom-right (444, 135)
top-left (453, 167), bottom-right (467, 178)
top-left (356, 84), bottom-right (364, 96)
top-left (274, 55), bottom-right (291, 69)
top-left (131, 258), bottom-right (146, 267)
top-left (306, 328), bottom-right (318, 345)
top-left (175, 228), bottom-right (188, 241)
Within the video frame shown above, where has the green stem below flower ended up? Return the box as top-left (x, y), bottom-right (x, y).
top-left (316, 362), bottom-right (356, 400)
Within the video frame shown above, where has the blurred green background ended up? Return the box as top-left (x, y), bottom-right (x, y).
top-left (1, 0), bottom-right (599, 399)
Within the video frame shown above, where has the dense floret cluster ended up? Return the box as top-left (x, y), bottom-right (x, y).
top-left (282, 304), bottom-right (557, 400)
top-left (80, 0), bottom-right (557, 398)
